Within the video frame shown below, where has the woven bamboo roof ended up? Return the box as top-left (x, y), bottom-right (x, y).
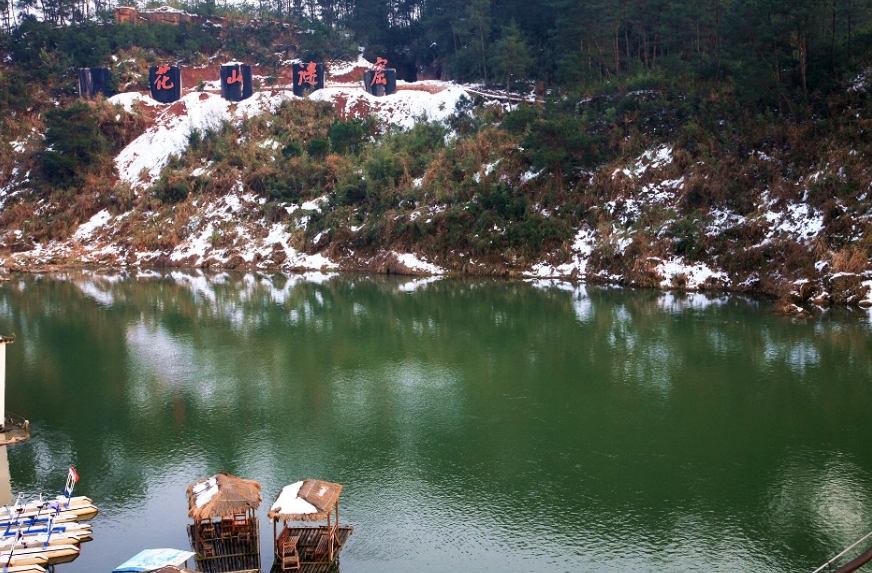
top-left (267, 479), bottom-right (343, 522)
top-left (186, 472), bottom-right (262, 521)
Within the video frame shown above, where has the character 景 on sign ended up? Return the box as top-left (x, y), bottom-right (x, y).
top-left (371, 57), bottom-right (388, 86)
top-left (298, 62), bottom-right (318, 86)
top-left (154, 64), bottom-right (174, 90)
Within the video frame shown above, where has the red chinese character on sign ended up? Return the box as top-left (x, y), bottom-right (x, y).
top-left (297, 62), bottom-right (318, 87)
top-left (227, 69), bottom-right (242, 85)
top-left (370, 57), bottom-right (388, 86)
top-left (154, 64), bottom-right (174, 90)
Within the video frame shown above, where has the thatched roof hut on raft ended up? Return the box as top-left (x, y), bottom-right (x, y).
top-left (185, 473), bottom-right (262, 573)
top-left (267, 479), bottom-right (353, 572)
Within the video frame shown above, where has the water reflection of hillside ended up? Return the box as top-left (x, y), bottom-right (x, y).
top-left (1, 270), bottom-right (871, 572)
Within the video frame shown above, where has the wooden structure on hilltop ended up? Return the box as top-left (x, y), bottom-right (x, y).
top-left (113, 6), bottom-right (225, 27)
top-left (267, 479), bottom-right (353, 572)
top-left (186, 473), bottom-right (261, 573)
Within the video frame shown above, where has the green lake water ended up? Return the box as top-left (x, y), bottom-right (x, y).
top-left (1, 271), bottom-right (871, 573)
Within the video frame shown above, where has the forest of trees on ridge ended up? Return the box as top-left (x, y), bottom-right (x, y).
top-left (3, 0), bottom-right (872, 115)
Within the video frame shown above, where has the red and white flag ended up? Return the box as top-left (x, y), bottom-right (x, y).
top-left (68, 467), bottom-right (79, 484)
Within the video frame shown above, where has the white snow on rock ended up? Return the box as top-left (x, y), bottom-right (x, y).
top-left (326, 55), bottom-right (372, 78)
top-left (762, 202), bottom-right (825, 242)
top-left (163, 191), bottom-right (337, 271)
top-left (857, 279), bottom-right (872, 309)
top-left (114, 91), bottom-right (298, 189)
top-left (309, 85), bottom-right (469, 130)
top-left (653, 258), bottom-right (729, 290)
top-left (528, 226), bottom-right (597, 279)
top-left (73, 209), bottom-right (113, 240)
top-left (706, 208), bottom-right (747, 236)
top-left (108, 92), bottom-right (155, 113)
top-left (113, 82), bottom-right (469, 191)
top-left (849, 70), bottom-right (870, 93)
top-left (613, 145), bottom-right (674, 179)
top-left (392, 252), bottom-right (444, 274)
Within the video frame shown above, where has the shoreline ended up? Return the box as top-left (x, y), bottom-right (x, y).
top-left (3, 257), bottom-right (870, 318)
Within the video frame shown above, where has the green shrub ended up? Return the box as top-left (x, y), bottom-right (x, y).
top-left (282, 141), bottom-right (303, 158)
top-left (502, 104), bottom-right (538, 135)
top-left (154, 177), bottom-right (190, 204)
top-left (41, 101), bottom-right (109, 188)
top-left (328, 119), bottom-right (369, 154)
top-left (307, 137), bottom-right (330, 158)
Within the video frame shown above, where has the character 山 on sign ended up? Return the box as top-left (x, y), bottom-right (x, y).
top-left (227, 69), bottom-right (242, 85)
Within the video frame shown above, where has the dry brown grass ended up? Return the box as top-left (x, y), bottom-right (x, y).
top-left (831, 247), bottom-right (868, 274)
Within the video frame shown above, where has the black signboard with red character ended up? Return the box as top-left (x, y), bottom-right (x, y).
top-left (292, 62), bottom-right (325, 97)
top-left (363, 58), bottom-right (396, 96)
top-left (220, 64), bottom-right (253, 101)
top-left (78, 68), bottom-right (111, 98)
top-left (149, 64), bottom-right (182, 103)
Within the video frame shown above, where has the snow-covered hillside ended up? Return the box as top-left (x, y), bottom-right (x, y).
top-left (2, 56), bottom-right (871, 312)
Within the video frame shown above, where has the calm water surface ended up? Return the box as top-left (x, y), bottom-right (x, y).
top-left (0, 271), bottom-right (871, 573)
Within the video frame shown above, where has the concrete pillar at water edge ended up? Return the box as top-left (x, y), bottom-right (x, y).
top-left (0, 335), bottom-right (10, 431)
top-left (0, 445), bottom-right (11, 506)
top-left (0, 337), bottom-right (12, 506)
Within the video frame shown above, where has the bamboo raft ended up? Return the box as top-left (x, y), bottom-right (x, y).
top-left (186, 519), bottom-right (260, 573)
top-left (267, 479), bottom-right (352, 572)
top-left (268, 526), bottom-right (353, 573)
top-left (186, 473), bottom-right (262, 573)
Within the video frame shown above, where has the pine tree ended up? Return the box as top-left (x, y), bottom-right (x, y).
top-left (490, 21), bottom-right (533, 104)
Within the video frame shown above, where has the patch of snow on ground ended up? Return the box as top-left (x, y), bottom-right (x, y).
top-left (520, 169), bottom-right (541, 183)
top-left (327, 55), bottom-right (372, 77)
top-left (309, 85), bottom-right (469, 130)
top-left (607, 198), bottom-right (642, 226)
top-left (108, 92), bottom-right (154, 113)
top-left (301, 195), bottom-right (329, 211)
top-left (115, 92), bottom-right (230, 187)
top-left (114, 90), bottom-right (297, 189)
top-left (763, 202), bottom-right (824, 242)
top-left (640, 177), bottom-right (684, 203)
top-left (654, 258), bottom-right (729, 290)
top-left (858, 281), bottom-right (872, 311)
top-left (393, 252), bottom-right (444, 275)
top-left (706, 208), bottom-right (747, 236)
top-left (849, 70), bottom-right (870, 93)
top-left (528, 226), bottom-right (597, 278)
top-left (613, 145), bottom-right (674, 178)
top-left (73, 209), bottom-right (113, 240)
